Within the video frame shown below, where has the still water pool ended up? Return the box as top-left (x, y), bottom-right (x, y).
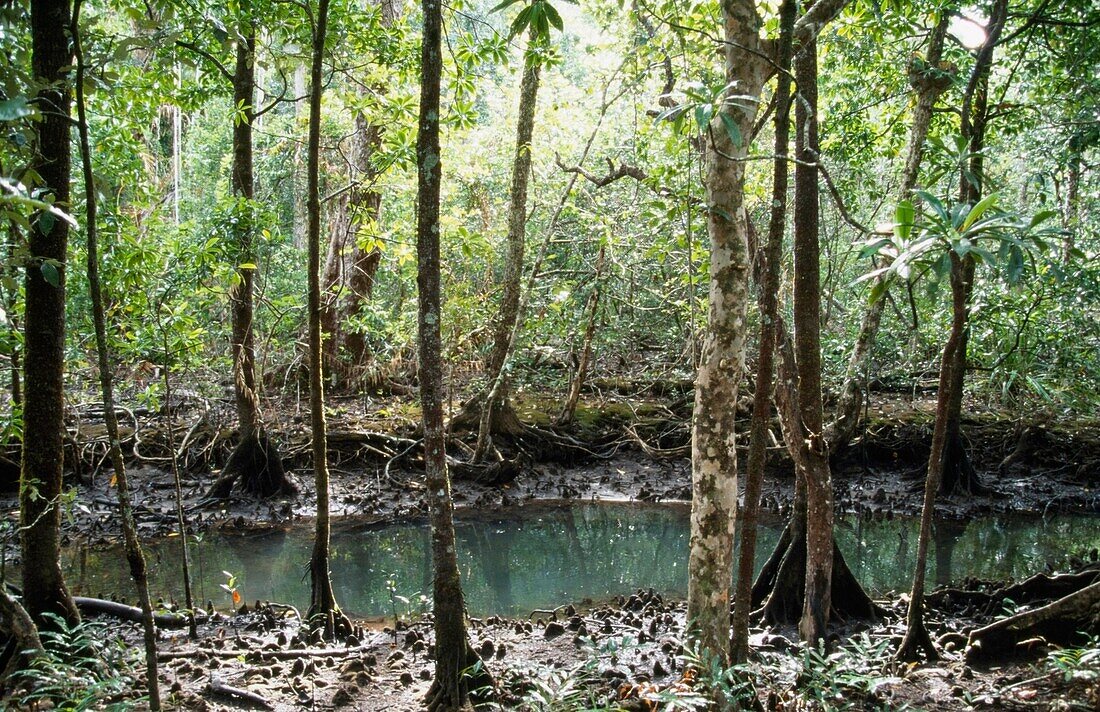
top-left (61, 503), bottom-right (1100, 618)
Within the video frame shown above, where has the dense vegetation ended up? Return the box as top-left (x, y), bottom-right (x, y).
top-left (0, 0), bottom-right (1097, 708)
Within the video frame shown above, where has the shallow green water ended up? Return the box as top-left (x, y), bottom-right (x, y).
top-left (60, 503), bottom-right (1100, 618)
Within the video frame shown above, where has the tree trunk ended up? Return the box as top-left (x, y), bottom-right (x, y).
top-left (899, 2), bottom-right (1009, 662)
top-left (1062, 151), bottom-right (1080, 267)
top-left (792, 36), bottom-right (833, 646)
top-left (21, 0), bottom-right (80, 629)
top-left (830, 12), bottom-right (953, 453)
top-left (72, 5), bottom-right (161, 703)
top-left (732, 0), bottom-right (796, 665)
top-left (754, 316), bottom-right (879, 626)
top-left (231, 14), bottom-right (258, 437)
top-left (305, 0), bottom-right (350, 642)
top-left (686, 0), bottom-right (767, 666)
top-left (418, 1), bottom-right (488, 708)
top-left (319, 0), bottom-right (396, 379)
top-left (0, 585), bottom-right (42, 680)
top-left (557, 245), bottom-right (605, 425)
top-left (687, 0), bottom-right (852, 665)
top-left (472, 39), bottom-right (541, 463)
top-left (210, 2), bottom-right (293, 499)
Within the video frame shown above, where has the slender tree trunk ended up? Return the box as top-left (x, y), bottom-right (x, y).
top-left (21, 0), bottom-right (80, 629)
top-left (898, 0), bottom-right (1008, 661)
top-left (4, 226), bottom-right (22, 406)
top-left (1062, 152), bottom-right (1080, 267)
top-left (319, 0), bottom-right (395, 377)
top-left (830, 12), bottom-right (953, 452)
top-left (305, 0), bottom-right (350, 641)
top-left (686, 0), bottom-right (769, 665)
top-left (231, 12), bottom-right (259, 437)
top-left (793, 37), bottom-right (833, 646)
top-left (0, 585), bottom-right (42, 679)
top-left (557, 245), bottom-right (605, 425)
top-left (72, 5), bottom-right (160, 704)
top-left (419, 1), bottom-right (488, 708)
top-left (732, 0), bottom-right (796, 665)
top-left (204, 3), bottom-right (293, 499)
top-left (472, 40), bottom-right (541, 462)
top-left (897, 252), bottom-right (968, 662)
top-left (940, 0), bottom-right (1008, 496)
top-left (160, 345), bottom-right (196, 638)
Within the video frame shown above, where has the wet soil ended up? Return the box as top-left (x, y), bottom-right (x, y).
top-left (2, 391), bottom-right (1099, 709)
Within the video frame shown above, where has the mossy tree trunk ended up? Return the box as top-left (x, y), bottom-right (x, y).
top-left (687, 0), bottom-right (851, 666)
top-left (418, 1), bottom-right (488, 708)
top-left (21, 0), bottom-right (80, 629)
top-left (686, 0), bottom-right (768, 666)
top-left (472, 34), bottom-right (541, 463)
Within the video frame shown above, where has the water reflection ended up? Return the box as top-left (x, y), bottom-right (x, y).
top-left (59, 504), bottom-right (1100, 618)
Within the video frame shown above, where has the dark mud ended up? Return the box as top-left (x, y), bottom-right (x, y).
top-left (2, 393), bottom-right (1099, 709)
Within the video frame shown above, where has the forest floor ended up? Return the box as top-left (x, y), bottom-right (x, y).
top-left (2, 387), bottom-right (1100, 710)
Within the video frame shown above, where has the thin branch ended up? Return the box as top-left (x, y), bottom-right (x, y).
top-left (175, 40), bottom-right (232, 82)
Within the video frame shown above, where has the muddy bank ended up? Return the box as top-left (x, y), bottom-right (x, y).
top-left (1, 395), bottom-right (1098, 563)
top-left (23, 560), bottom-right (1100, 711)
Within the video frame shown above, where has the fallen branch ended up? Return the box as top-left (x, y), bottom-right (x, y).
top-left (206, 675), bottom-right (275, 710)
top-left (74, 596), bottom-right (193, 629)
top-left (160, 645), bottom-right (373, 661)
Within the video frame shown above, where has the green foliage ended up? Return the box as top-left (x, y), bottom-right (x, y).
top-left (798, 634), bottom-right (903, 711)
top-left (9, 613), bottom-right (142, 711)
top-left (1047, 636), bottom-right (1100, 683)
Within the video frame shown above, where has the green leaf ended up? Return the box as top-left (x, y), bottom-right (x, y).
top-left (858, 238), bottom-right (892, 259)
top-left (510, 4), bottom-right (533, 36)
top-left (719, 112), bottom-right (741, 147)
top-left (40, 261), bottom-right (60, 287)
top-left (238, 262), bottom-right (257, 270)
top-left (868, 277), bottom-right (889, 305)
top-left (543, 2), bottom-right (564, 31)
top-left (1006, 245), bottom-right (1024, 284)
top-left (489, 0), bottom-right (523, 12)
top-left (961, 192), bottom-right (998, 231)
top-left (894, 200), bottom-right (914, 241)
top-left (0, 98), bottom-right (32, 122)
top-left (37, 212), bottom-right (56, 235)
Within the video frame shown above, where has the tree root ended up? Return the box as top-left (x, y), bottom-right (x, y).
top-left (203, 430), bottom-right (297, 501)
top-left (424, 643), bottom-right (494, 712)
top-left (966, 579), bottom-right (1100, 663)
top-left (752, 523), bottom-right (883, 626)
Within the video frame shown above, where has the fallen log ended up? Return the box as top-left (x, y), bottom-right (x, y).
top-left (74, 596), bottom-right (192, 629)
top-left (966, 579), bottom-right (1100, 663)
